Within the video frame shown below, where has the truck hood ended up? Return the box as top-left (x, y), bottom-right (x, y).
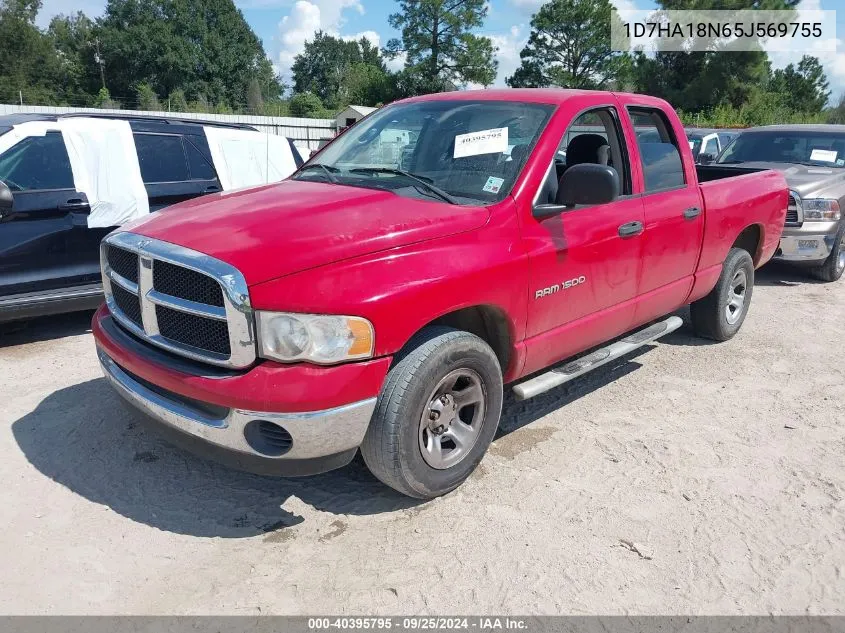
top-left (723, 162), bottom-right (845, 199)
top-left (123, 180), bottom-right (490, 286)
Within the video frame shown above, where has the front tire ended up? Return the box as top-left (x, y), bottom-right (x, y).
top-left (810, 223), bottom-right (845, 282)
top-left (361, 327), bottom-right (503, 499)
top-left (691, 247), bottom-right (755, 342)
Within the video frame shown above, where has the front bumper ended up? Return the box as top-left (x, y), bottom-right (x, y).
top-left (93, 306), bottom-right (390, 476)
top-left (99, 349), bottom-right (377, 475)
top-left (774, 221), bottom-right (839, 264)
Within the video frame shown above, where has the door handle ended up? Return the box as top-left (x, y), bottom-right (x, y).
top-left (58, 199), bottom-right (90, 212)
top-left (683, 207), bottom-right (701, 220)
top-left (618, 221), bottom-right (644, 238)
top-left (204, 185), bottom-right (221, 193)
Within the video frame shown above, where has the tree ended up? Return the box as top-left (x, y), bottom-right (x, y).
top-left (96, 0), bottom-right (282, 108)
top-left (770, 55), bottom-right (830, 114)
top-left (135, 82), bottom-right (160, 110)
top-left (47, 11), bottom-right (98, 105)
top-left (167, 88), bottom-right (189, 112)
top-left (0, 0), bottom-right (64, 104)
top-left (292, 32), bottom-right (389, 108)
top-left (289, 92), bottom-right (328, 118)
top-left (385, 0), bottom-right (497, 91)
top-left (632, 0), bottom-right (800, 113)
top-left (507, 0), bottom-right (627, 89)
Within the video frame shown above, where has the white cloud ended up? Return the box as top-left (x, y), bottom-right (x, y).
top-left (342, 30), bottom-right (381, 46)
top-left (275, 0), bottom-right (365, 80)
top-left (488, 24), bottom-right (527, 86)
top-left (385, 52), bottom-right (407, 73)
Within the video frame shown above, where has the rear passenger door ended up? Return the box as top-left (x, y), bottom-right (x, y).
top-left (624, 105), bottom-right (703, 321)
top-left (132, 130), bottom-right (221, 211)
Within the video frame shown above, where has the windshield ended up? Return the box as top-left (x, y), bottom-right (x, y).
top-left (717, 131), bottom-right (845, 167)
top-left (294, 100), bottom-right (555, 204)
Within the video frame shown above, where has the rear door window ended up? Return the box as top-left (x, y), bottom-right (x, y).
top-left (628, 108), bottom-right (686, 193)
top-left (0, 132), bottom-right (74, 191)
top-left (134, 133), bottom-right (190, 184)
top-left (184, 139), bottom-right (216, 180)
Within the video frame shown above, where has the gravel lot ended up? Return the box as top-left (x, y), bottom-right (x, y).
top-left (2, 262), bottom-right (844, 615)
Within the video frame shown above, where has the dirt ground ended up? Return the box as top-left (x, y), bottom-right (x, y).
top-left (1, 262), bottom-right (843, 615)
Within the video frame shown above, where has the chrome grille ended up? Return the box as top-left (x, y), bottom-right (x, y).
top-left (100, 232), bottom-right (256, 368)
top-left (155, 305), bottom-right (231, 355)
top-left (786, 191), bottom-right (802, 227)
top-left (107, 246), bottom-right (139, 284)
top-left (153, 261), bottom-right (224, 307)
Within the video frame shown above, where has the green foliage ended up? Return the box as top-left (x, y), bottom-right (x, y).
top-left (679, 89), bottom-right (827, 128)
top-left (47, 11), bottom-right (98, 105)
top-left (94, 86), bottom-right (121, 109)
top-left (292, 32), bottom-right (392, 109)
top-left (135, 82), bottom-right (160, 110)
top-left (95, 0), bottom-right (282, 108)
top-left (289, 92), bottom-right (331, 118)
top-left (769, 55), bottom-right (829, 114)
top-left (0, 0), bottom-right (64, 104)
top-left (167, 88), bottom-right (189, 112)
top-left (507, 0), bottom-right (628, 89)
top-left (385, 0), bottom-right (497, 89)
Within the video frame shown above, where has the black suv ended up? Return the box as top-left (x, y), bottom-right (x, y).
top-left (0, 113), bottom-right (304, 323)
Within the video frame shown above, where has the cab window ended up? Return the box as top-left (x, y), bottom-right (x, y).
top-left (538, 107), bottom-right (631, 205)
top-left (0, 132), bottom-right (74, 191)
top-left (628, 107), bottom-right (686, 193)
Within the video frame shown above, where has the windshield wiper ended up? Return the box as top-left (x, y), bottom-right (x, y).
top-left (296, 163), bottom-right (340, 183)
top-left (717, 160), bottom-right (745, 164)
top-left (349, 167), bottom-right (460, 204)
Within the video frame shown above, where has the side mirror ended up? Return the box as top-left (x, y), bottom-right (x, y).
top-left (0, 180), bottom-right (13, 217)
top-left (698, 152), bottom-right (715, 164)
top-left (557, 163), bottom-right (619, 206)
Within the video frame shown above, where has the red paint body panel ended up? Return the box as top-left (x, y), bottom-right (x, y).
top-left (120, 180), bottom-right (490, 286)
top-left (93, 305), bottom-right (390, 412)
top-left (93, 88), bottom-right (788, 416)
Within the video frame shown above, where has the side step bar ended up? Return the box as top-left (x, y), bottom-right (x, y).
top-left (513, 315), bottom-right (684, 400)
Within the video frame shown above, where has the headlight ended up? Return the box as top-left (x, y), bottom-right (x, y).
top-left (802, 198), bottom-right (841, 221)
top-left (256, 312), bottom-right (374, 364)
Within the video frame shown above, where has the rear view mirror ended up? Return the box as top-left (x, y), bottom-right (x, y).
top-left (0, 180), bottom-right (13, 217)
top-left (556, 163), bottom-right (620, 207)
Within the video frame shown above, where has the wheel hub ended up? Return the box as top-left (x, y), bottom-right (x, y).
top-left (418, 369), bottom-right (486, 470)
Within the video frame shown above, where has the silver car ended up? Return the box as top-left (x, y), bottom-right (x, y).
top-left (716, 124), bottom-right (845, 281)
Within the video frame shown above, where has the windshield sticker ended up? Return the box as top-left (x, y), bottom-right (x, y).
top-left (454, 127), bottom-right (509, 158)
top-left (838, 159), bottom-right (845, 166)
top-left (810, 148), bottom-right (838, 163)
top-left (483, 176), bottom-right (505, 194)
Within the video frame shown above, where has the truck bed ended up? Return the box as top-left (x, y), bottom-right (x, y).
top-left (695, 164), bottom-right (768, 183)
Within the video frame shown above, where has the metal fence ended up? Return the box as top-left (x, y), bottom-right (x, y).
top-left (0, 104), bottom-right (338, 150)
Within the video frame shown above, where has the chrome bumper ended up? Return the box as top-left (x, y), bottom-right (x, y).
top-left (774, 234), bottom-right (835, 263)
top-left (98, 350), bottom-right (376, 462)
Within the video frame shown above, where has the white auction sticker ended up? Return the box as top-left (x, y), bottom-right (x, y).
top-left (483, 176), bottom-right (505, 194)
top-left (810, 148), bottom-right (837, 163)
top-left (454, 127), bottom-right (508, 158)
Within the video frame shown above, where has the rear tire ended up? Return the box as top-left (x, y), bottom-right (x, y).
top-left (361, 326), bottom-right (503, 499)
top-left (810, 224), bottom-right (845, 282)
top-left (691, 247), bottom-right (754, 342)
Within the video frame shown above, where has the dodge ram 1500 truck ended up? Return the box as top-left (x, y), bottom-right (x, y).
top-left (716, 124), bottom-right (845, 281)
top-left (92, 89), bottom-right (788, 499)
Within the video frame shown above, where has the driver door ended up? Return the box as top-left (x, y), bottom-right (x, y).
top-left (522, 106), bottom-right (645, 373)
top-left (0, 131), bottom-right (91, 298)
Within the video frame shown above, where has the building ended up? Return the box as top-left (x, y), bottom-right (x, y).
top-left (335, 105), bottom-right (377, 131)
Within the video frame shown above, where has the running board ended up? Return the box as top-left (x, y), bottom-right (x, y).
top-left (513, 315), bottom-right (684, 400)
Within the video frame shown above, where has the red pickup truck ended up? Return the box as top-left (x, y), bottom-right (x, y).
top-left (93, 89), bottom-right (787, 498)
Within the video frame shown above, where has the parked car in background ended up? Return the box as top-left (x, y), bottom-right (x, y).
top-left (93, 89), bottom-right (787, 498)
top-left (0, 113), bottom-right (305, 323)
top-left (716, 124), bottom-right (845, 281)
top-left (686, 127), bottom-right (741, 164)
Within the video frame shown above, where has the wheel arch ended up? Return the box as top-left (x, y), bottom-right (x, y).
top-left (732, 223), bottom-right (764, 266)
top-left (396, 304), bottom-right (515, 377)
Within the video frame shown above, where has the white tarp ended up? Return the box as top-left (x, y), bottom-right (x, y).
top-left (203, 126), bottom-right (298, 191)
top-left (59, 118), bottom-right (149, 228)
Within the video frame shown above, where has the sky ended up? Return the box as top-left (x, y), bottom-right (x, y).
top-left (37, 0), bottom-right (845, 97)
